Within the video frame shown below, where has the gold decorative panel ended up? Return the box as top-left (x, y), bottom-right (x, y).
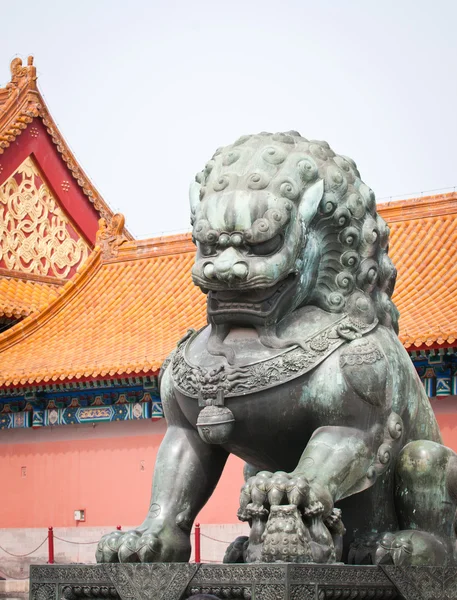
top-left (0, 157), bottom-right (89, 279)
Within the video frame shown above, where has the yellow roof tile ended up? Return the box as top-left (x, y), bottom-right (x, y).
top-left (382, 193), bottom-right (457, 348)
top-left (0, 277), bottom-right (59, 318)
top-left (0, 238), bottom-right (206, 386)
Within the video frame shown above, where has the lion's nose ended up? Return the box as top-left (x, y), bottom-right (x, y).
top-left (214, 261), bottom-right (248, 282)
top-left (204, 248), bottom-right (248, 282)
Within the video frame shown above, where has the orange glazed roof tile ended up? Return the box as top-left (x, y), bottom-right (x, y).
top-left (0, 277), bottom-right (59, 319)
top-left (382, 192), bottom-right (457, 349)
top-left (0, 193), bottom-right (456, 387)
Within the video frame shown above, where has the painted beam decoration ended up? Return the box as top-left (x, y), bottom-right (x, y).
top-left (0, 376), bottom-right (162, 430)
top-left (0, 351), bottom-right (456, 430)
top-left (411, 349), bottom-right (457, 397)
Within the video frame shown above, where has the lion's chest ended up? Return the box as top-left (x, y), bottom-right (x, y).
top-left (173, 360), bottom-right (349, 471)
top-left (170, 321), bottom-right (372, 464)
top-left (171, 318), bottom-right (352, 406)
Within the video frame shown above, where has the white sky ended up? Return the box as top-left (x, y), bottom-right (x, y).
top-left (1, 0), bottom-right (456, 238)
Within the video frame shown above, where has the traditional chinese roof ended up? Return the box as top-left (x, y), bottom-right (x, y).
top-left (0, 56), bottom-right (131, 322)
top-left (383, 192), bottom-right (457, 349)
top-left (0, 193), bottom-right (455, 388)
top-left (0, 56), bottom-right (115, 224)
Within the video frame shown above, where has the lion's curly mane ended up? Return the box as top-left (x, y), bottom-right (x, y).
top-left (195, 131), bottom-right (399, 334)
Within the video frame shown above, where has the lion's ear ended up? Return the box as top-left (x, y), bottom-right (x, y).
top-left (189, 180), bottom-right (201, 223)
top-left (298, 179), bottom-right (324, 226)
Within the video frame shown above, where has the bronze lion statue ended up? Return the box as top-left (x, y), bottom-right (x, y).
top-left (97, 132), bottom-right (457, 566)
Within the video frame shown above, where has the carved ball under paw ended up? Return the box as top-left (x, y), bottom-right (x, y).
top-left (261, 504), bottom-right (312, 563)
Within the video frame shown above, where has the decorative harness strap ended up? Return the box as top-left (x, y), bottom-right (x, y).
top-left (171, 314), bottom-right (378, 403)
top-left (171, 314), bottom-right (378, 445)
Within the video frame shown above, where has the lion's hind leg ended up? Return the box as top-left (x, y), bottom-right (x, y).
top-left (375, 440), bottom-right (457, 566)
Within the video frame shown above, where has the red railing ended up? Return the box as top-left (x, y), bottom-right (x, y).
top-left (48, 527), bottom-right (54, 564)
top-left (194, 522), bottom-right (201, 563)
top-left (0, 523), bottom-right (232, 570)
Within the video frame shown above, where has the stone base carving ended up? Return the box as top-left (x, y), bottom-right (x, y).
top-left (29, 563), bottom-right (457, 600)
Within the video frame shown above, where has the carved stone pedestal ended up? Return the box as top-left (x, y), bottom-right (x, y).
top-left (29, 563), bottom-right (457, 600)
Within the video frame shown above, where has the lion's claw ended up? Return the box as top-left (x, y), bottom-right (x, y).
top-left (136, 532), bottom-right (162, 562)
top-left (375, 532), bottom-right (414, 566)
top-left (96, 524), bottom-right (191, 563)
top-left (239, 469), bottom-right (333, 522)
top-left (304, 501), bottom-right (325, 518)
top-left (117, 532), bottom-right (141, 563)
top-left (240, 470), bottom-right (314, 519)
top-left (96, 531), bottom-right (124, 563)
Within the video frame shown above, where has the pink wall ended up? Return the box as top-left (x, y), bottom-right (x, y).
top-left (1, 403), bottom-right (457, 530)
top-left (433, 399), bottom-right (457, 452)
top-left (0, 420), bottom-right (244, 529)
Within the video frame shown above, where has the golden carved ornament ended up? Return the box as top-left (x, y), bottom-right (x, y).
top-left (0, 156), bottom-right (89, 279)
top-left (96, 213), bottom-right (128, 259)
top-left (7, 56), bottom-right (37, 92)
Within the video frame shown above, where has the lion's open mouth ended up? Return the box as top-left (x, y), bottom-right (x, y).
top-left (208, 273), bottom-right (297, 320)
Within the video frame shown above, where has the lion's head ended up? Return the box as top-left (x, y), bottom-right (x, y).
top-left (190, 131), bottom-right (398, 339)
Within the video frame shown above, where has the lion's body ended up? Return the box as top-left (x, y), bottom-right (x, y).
top-left (171, 311), bottom-right (441, 470)
top-left (163, 305), bottom-right (443, 559)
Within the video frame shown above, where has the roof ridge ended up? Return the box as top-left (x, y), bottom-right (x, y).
top-left (0, 247), bottom-right (102, 352)
top-left (103, 231), bottom-right (195, 262)
top-left (377, 192), bottom-right (457, 222)
top-left (0, 56), bottom-right (133, 238)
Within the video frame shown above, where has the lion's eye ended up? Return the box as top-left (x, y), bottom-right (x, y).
top-left (200, 244), bottom-right (216, 257)
top-left (248, 234), bottom-right (283, 256)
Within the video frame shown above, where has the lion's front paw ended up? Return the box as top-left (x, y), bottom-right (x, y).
top-left (375, 532), bottom-right (414, 565)
top-left (374, 530), bottom-right (449, 566)
top-left (96, 523), bottom-right (191, 563)
top-left (238, 470), bottom-right (333, 521)
top-left (238, 471), bottom-right (311, 520)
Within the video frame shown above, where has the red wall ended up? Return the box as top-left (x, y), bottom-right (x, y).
top-left (436, 414), bottom-right (457, 450)
top-left (1, 405), bottom-right (457, 529)
top-left (0, 420), bottom-right (244, 528)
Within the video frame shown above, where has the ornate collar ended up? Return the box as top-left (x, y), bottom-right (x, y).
top-left (171, 314), bottom-right (378, 405)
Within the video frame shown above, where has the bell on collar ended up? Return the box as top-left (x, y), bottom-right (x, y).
top-left (197, 405), bottom-right (235, 445)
